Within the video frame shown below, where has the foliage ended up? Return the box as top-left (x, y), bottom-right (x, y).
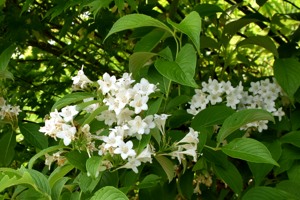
top-left (1, 0), bottom-right (300, 199)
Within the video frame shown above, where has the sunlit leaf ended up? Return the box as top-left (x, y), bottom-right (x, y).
top-left (222, 138), bottom-right (279, 166)
top-left (217, 109), bottom-right (274, 144)
top-left (90, 186), bottom-right (129, 200)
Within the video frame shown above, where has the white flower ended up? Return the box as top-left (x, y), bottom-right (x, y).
top-left (56, 124), bottom-right (77, 146)
top-left (83, 98), bottom-right (99, 113)
top-left (96, 110), bottom-right (117, 126)
top-left (133, 78), bottom-right (156, 96)
top-left (249, 81), bottom-right (261, 95)
top-left (59, 105), bottom-right (79, 122)
top-left (221, 81), bottom-right (234, 94)
top-left (116, 108), bottom-right (134, 125)
top-left (208, 79), bottom-right (223, 95)
top-left (190, 90), bottom-right (209, 110)
top-left (143, 115), bottom-right (156, 134)
top-left (97, 73), bottom-right (117, 95)
top-left (177, 128), bottom-right (199, 145)
top-left (10, 106), bottom-right (21, 115)
top-left (114, 141), bottom-right (136, 160)
top-left (129, 94), bottom-right (149, 114)
top-left (102, 132), bottom-right (123, 149)
top-left (226, 94), bottom-right (240, 109)
top-left (128, 116), bottom-right (148, 136)
top-left (154, 114), bottom-right (170, 135)
top-left (118, 157), bottom-right (141, 173)
top-left (137, 144), bottom-right (155, 163)
top-left (207, 93), bottom-right (222, 105)
top-left (273, 107), bottom-right (285, 121)
top-left (71, 67), bottom-right (93, 90)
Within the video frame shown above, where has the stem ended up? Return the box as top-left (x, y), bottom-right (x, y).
top-left (204, 145), bottom-right (221, 151)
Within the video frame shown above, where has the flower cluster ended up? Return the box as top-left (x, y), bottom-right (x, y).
top-left (40, 70), bottom-right (200, 173)
top-left (188, 78), bottom-right (285, 132)
top-left (0, 97), bottom-right (21, 120)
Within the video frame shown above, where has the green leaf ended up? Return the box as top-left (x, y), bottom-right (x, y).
top-left (280, 131), bottom-right (300, 147)
top-left (90, 186), bottom-right (129, 200)
top-left (146, 96), bottom-right (163, 115)
top-left (134, 28), bottom-right (170, 52)
top-left (179, 170), bottom-right (194, 199)
top-left (213, 161), bottom-right (243, 194)
top-left (242, 186), bottom-right (297, 200)
top-left (166, 95), bottom-right (190, 111)
top-left (222, 138), bottom-right (279, 166)
top-left (48, 164), bottom-right (74, 188)
top-left (105, 14), bottom-right (173, 41)
top-left (0, 70), bottom-right (14, 80)
top-left (65, 150), bottom-right (89, 172)
top-left (154, 59), bottom-right (198, 88)
top-left (287, 161), bottom-right (300, 183)
top-left (137, 134), bottom-right (151, 154)
top-left (73, 172), bottom-right (101, 193)
top-left (19, 122), bottom-right (48, 149)
top-left (21, 0), bottom-right (34, 14)
top-left (200, 36), bottom-right (219, 49)
top-left (129, 52), bottom-right (156, 78)
top-left (222, 18), bottom-right (259, 45)
top-left (82, 105), bottom-right (108, 126)
top-left (0, 170), bottom-right (33, 193)
top-left (238, 36), bottom-right (279, 58)
top-left (86, 0), bottom-right (113, 18)
top-left (27, 169), bottom-right (51, 196)
top-left (217, 109), bottom-right (274, 144)
top-left (0, 44), bottom-right (16, 71)
top-left (86, 156), bottom-right (103, 179)
top-left (154, 155), bottom-right (175, 182)
top-left (248, 140), bottom-right (282, 186)
top-left (274, 58), bottom-right (300, 100)
top-left (138, 174), bottom-right (161, 189)
top-left (51, 177), bottom-right (69, 200)
top-left (194, 4), bottom-right (223, 17)
top-left (191, 105), bottom-right (235, 131)
top-left (276, 180), bottom-right (300, 197)
top-left (0, 130), bottom-right (16, 167)
top-left (51, 92), bottom-right (95, 112)
top-left (167, 11), bottom-right (201, 54)
top-left (145, 66), bottom-right (170, 94)
top-left (176, 43), bottom-right (197, 78)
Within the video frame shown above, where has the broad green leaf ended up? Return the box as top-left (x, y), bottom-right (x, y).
top-left (179, 170), bottom-right (194, 199)
top-left (154, 59), bottom-right (198, 88)
top-left (0, 170), bottom-right (34, 192)
top-left (217, 109), bottom-right (274, 144)
top-left (138, 174), bottom-right (161, 189)
top-left (242, 186), bottom-right (297, 200)
top-left (248, 140), bottom-right (282, 186)
top-left (280, 131), bottom-right (300, 147)
top-left (48, 164), bottom-right (74, 187)
top-left (51, 177), bottom-right (69, 200)
top-left (86, 156), bottom-right (103, 179)
top-left (129, 52), bottom-right (156, 78)
top-left (287, 161), bottom-right (300, 183)
top-left (15, 188), bottom-right (48, 200)
top-left (51, 92), bottom-right (95, 111)
top-left (274, 144), bottom-right (300, 175)
top-left (145, 66), bottom-right (170, 94)
top-left (158, 46), bottom-right (173, 61)
top-left (74, 172), bottom-right (101, 193)
top-left (146, 96), bottom-right (163, 115)
top-left (97, 170), bottom-right (119, 188)
top-left (65, 150), bottom-right (89, 172)
top-left (200, 36), bottom-right (219, 49)
top-left (166, 95), bottom-right (190, 111)
top-left (105, 14), bottom-right (173, 41)
top-left (222, 138), bottom-right (279, 166)
top-left (194, 4), bottom-right (223, 17)
top-left (134, 28), bottom-right (170, 52)
top-left (213, 161), bottom-right (243, 194)
top-left (238, 36), bottom-right (279, 58)
top-left (167, 11), bottom-right (201, 54)
top-left (197, 127), bottom-right (210, 154)
top-left (115, 0), bottom-right (124, 10)
top-left (0, 70), bottom-right (14, 80)
top-left (137, 134), bottom-right (151, 154)
top-left (90, 186), bottom-right (129, 200)
top-left (176, 43), bottom-right (197, 78)
top-left (19, 122), bottom-right (48, 149)
top-left (0, 130), bottom-right (16, 167)
top-left (276, 180), bottom-right (300, 197)
top-left (0, 44), bottom-right (16, 71)
top-left (155, 155), bottom-right (175, 182)
top-left (191, 105), bottom-right (235, 131)
top-left (27, 169), bottom-right (51, 196)
top-left (222, 18), bottom-right (259, 45)
top-left (274, 58), bottom-right (300, 100)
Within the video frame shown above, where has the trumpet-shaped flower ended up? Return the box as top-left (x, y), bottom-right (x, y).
top-left (114, 141), bottom-right (136, 160)
top-left (56, 124), bottom-right (77, 146)
top-left (59, 105), bottom-right (79, 122)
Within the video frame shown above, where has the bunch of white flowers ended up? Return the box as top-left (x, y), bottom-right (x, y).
top-left (40, 70), bottom-right (200, 173)
top-left (0, 97), bottom-right (21, 120)
top-left (188, 78), bottom-right (285, 132)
